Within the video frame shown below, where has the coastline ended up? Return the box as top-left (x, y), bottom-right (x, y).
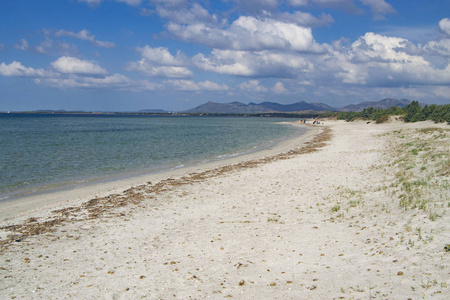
top-left (0, 122), bottom-right (319, 225)
top-left (1, 119), bottom-right (449, 299)
top-left (0, 115), bottom-right (305, 204)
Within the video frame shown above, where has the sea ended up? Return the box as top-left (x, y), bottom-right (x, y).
top-left (0, 113), bottom-right (306, 201)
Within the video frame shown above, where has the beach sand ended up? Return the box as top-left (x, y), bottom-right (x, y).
top-left (1, 119), bottom-right (449, 299)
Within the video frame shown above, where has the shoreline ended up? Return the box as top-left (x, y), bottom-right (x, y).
top-left (0, 122), bottom-right (320, 226)
top-left (1, 115), bottom-right (305, 205)
top-left (1, 119), bottom-right (449, 299)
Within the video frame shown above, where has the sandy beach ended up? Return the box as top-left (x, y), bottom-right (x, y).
top-left (1, 119), bottom-right (449, 299)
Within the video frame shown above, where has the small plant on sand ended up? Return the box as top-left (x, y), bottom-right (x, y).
top-left (331, 205), bottom-right (341, 213)
top-left (417, 227), bottom-right (422, 240)
top-left (267, 217), bottom-right (279, 223)
top-left (429, 212), bottom-right (443, 221)
top-left (348, 200), bottom-right (358, 207)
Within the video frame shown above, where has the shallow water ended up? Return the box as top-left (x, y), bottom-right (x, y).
top-left (0, 114), bottom-right (305, 200)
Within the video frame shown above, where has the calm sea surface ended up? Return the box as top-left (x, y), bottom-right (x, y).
top-left (0, 113), bottom-right (305, 200)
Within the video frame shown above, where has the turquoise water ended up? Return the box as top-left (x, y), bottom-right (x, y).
top-left (0, 113), bottom-right (305, 200)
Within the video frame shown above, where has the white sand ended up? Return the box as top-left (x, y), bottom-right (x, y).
top-left (1, 119), bottom-right (449, 299)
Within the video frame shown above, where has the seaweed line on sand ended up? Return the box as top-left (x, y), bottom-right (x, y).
top-left (0, 127), bottom-right (331, 251)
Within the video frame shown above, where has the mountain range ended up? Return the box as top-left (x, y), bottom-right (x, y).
top-left (184, 101), bottom-right (335, 114)
top-left (339, 98), bottom-right (411, 112)
top-left (182, 98), bottom-right (413, 114)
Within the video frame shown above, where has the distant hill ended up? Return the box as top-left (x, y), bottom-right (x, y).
top-left (340, 98), bottom-right (411, 112)
top-left (185, 101), bottom-right (336, 114)
top-left (140, 98), bottom-right (417, 115)
top-left (139, 109), bottom-right (167, 113)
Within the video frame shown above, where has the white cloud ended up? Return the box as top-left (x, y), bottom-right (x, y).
top-left (79, 0), bottom-right (142, 6)
top-left (269, 11), bottom-right (334, 27)
top-left (424, 39), bottom-right (450, 58)
top-left (0, 57), bottom-right (161, 92)
top-left (166, 80), bottom-right (229, 91)
top-left (127, 46), bottom-right (193, 78)
top-left (288, 0), bottom-right (395, 18)
top-left (358, 0), bottom-right (396, 20)
top-left (156, 2), bottom-right (218, 25)
top-left (117, 0), bottom-right (142, 6)
top-left (36, 73), bottom-right (131, 89)
top-left (51, 56), bottom-right (108, 75)
top-left (439, 18), bottom-right (450, 36)
top-left (288, 0), bottom-right (309, 6)
top-left (0, 61), bottom-right (50, 77)
top-left (328, 32), bottom-right (450, 86)
top-left (78, 0), bottom-right (102, 5)
top-left (429, 86), bottom-right (450, 99)
top-left (150, 0), bottom-right (186, 6)
top-left (239, 80), bottom-right (268, 92)
top-left (169, 16), bottom-right (323, 53)
top-left (139, 46), bottom-right (186, 65)
top-left (14, 35), bottom-right (78, 55)
top-left (273, 81), bottom-right (288, 93)
top-left (193, 49), bottom-right (313, 77)
top-left (55, 29), bottom-right (115, 48)
top-left (135, 65), bottom-right (193, 78)
top-left (15, 39), bottom-right (29, 50)
top-left (229, 0), bottom-right (279, 14)
top-left (311, 0), bottom-right (363, 14)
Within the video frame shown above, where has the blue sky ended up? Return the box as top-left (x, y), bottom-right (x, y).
top-left (0, 0), bottom-right (449, 111)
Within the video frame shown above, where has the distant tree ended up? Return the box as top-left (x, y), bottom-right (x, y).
top-left (404, 101), bottom-right (425, 122)
top-left (329, 102), bottom-right (448, 124)
top-left (361, 107), bottom-right (375, 119)
top-left (424, 104), bottom-right (450, 123)
top-left (384, 106), bottom-right (405, 116)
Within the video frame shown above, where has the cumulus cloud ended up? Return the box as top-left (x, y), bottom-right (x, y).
top-left (358, 0), bottom-right (396, 19)
top-left (288, 0), bottom-right (395, 19)
top-left (424, 39), bottom-right (450, 58)
top-left (0, 57), bottom-right (161, 92)
top-left (139, 46), bottom-right (187, 65)
top-left (165, 79), bottom-right (229, 91)
top-left (229, 0), bottom-right (279, 14)
top-left (117, 0), bottom-right (142, 5)
top-left (328, 32), bottom-right (450, 86)
top-left (439, 18), bottom-right (450, 36)
top-left (127, 46), bottom-right (193, 78)
top-left (193, 49), bottom-right (313, 78)
top-left (268, 10), bottom-right (334, 27)
top-left (78, 0), bottom-right (102, 5)
top-left (135, 65), bottom-right (193, 78)
top-left (55, 29), bottom-right (115, 48)
top-left (14, 35), bottom-right (78, 55)
top-left (288, 0), bottom-right (309, 6)
top-left (156, 2), bottom-right (218, 25)
top-left (0, 61), bottom-right (51, 77)
top-left (150, 0), bottom-right (186, 6)
top-left (311, 0), bottom-right (364, 14)
top-left (273, 81), bottom-right (288, 93)
top-left (51, 56), bottom-right (108, 75)
top-left (169, 16), bottom-right (324, 53)
top-left (239, 80), bottom-right (268, 92)
top-left (79, 0), bottom-right (142, 6)
top-left (15, 39), bottom-right (29, 50)
top-left (36, 73), bottom-right (131, 89)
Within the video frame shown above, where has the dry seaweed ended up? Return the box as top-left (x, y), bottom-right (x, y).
top-left (0, 127), bottom-right (331, 250)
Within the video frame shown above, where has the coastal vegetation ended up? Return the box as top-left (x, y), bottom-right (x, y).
top-left (326, 101), bottom-right (450, 123)
top-left (387, 127), bottom-right (450, 215)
